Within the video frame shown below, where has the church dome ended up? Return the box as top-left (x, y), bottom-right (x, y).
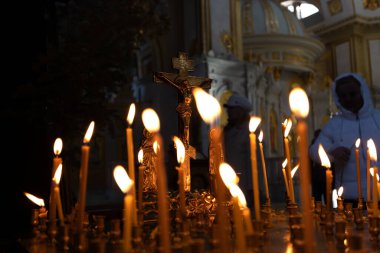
top-left (242, 0), bottom-right (324, 72)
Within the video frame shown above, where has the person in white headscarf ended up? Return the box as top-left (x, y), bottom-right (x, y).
top-left (309, 72), bottom-right (380, 205)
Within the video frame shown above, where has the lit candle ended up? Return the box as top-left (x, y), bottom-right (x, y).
top-left (230, 185), bottom-right (246, 253)
top-left (25, 192), bottom-right (46, 217)
top-left (231, 183), bottom-right (254, 236)
top-left (283, 119), bottom-right (295, 204)
top-left (355, 138), bottom-right (362, 200)
top-left (49, 138), bottom-right (62, 227)
top-left (289, 87), bottom-right (314, 253)
top-left (249, 116), bottom-right (261, 221)
top-left (142, 108), bottom-right (171, 253)
top-left (173, 136), bottom-right (186, 216)
top-left (367, 140), bottom-right (372, 202)
top-left (318, 144), bottom-right (332, 211)
top-left (367, 139), bottom-right (379, 212)
top-left (193, 87), bottom-right (230, 252)
top-left (137, 149), bottom-right (145, 226)
top-left (78, 121), bottom-right (95, 233)
top-left (126, 103), bottom-right (137, 226)
top-left (53, 164), bottom-right (64, 227)
top-left (258, 130), bottom-right (270, 202)
top-left (113, 165), bottom-right (134, 251)
top-left (282, 159), bottom-right (290, 198)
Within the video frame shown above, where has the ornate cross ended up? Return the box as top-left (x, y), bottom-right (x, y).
top-left (154, 52), bottom-right (212, 191)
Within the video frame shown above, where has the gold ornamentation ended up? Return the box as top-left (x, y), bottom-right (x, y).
top-left (363, 0), bottom-right (380, 10)
top-left (328, 0), bottom-right (343, 15)
top-left (220, 32), bottom-right (233, 53)
top-left (154, 52), bottom-right (212, 191)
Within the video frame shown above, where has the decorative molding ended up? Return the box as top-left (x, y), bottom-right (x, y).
top-left (327, 0), bottom-right (343, 16)
top-left (363, 0), bottom-right (380, 10)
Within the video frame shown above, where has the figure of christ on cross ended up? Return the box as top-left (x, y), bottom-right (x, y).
top-left (153, 52), bottom-right (212, 191)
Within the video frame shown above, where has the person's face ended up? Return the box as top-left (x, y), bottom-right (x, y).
top-left (336, 80), bottom-right (363, 113)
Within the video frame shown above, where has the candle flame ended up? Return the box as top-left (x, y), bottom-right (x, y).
top-left (318, 144), bottom-right (331, 169)
top-left (113, 165), bottom-right (133, 193)
top-left (138, 149), bottom-right (144, 164)
top-left (53, 163), bottom-right (63, 184)
top-left (369, 167), bottom-right (379, 181)
top-left (142, 108), bottom-right (160, 133)
top-left (291, 163), bottom-right (299, 178)
top-left (283, 118), bottom-right (292, 137)
top-left (355, 138), bottom-right (360, 148)
top-left (258, 130), bottom-right (263, 142)
top-left (367, 138), bottom-right (377, 162)
top-left (249, 116), bottom-right (261, 133)
top-left (219, 162), bottom-right (239, 189)
top-left (229, 184), bottom-right (247, 208)
top-left (193, 87), bottom-right (221, 124)
top-left (332, 189), bottom-right (338, 208)
top-left (127, 103), bottom-right (136, 126)
top-left (53, 138), bottom-right (63, 155)
top-left (153, 141), bottom-right (159, 154)
top-left (83, 121), bottom-right (95, 143)
top-left (338, 186), bottom-right (344, 197)
top-left (173, 136), bottom-right (185, 164)
top-left (289, 87), bottom-right (309, 118)
top-left (24, 192), bottom-right (45, 207)
top-left (282, 159), bottom-right (288, 168)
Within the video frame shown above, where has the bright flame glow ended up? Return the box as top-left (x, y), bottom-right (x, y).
top-left (229, 184), bottom-right (247, 208)
top-left (369, 168), bottom-right (379, 181)
top-left (318, 144), bottom-right (331, 169)
top-left (367, 138), bottom-right (377, 162)
top-left (153, 141), bottom-right (159, 154)
top-left (138, 149), bottom-right (144, 164)
top-left (249, 116), bottom-right (261, 133)
top-left (219, 162), bottom-right (239, 189)
top-left (53, 138), bottom-right (63, 156)
top-left (258, 130), bottom-right (263, 142)
top-left (332, 189), bottom-right (338, 209)
top-left (127, 103), bottom-right (136, 126)
top-left (142, 108), bottom-right (160, 133)
top-left (289, 87), bottom-right (309, 118)
top-left (24, 192), bottom-right (45, 207)
top-left (338, 186), bottom-right (344, 197)
top-left (283, 118), bottom-right (292, 137)
top-left (113, 165), bottom-right (133, 193)
top-left (173, 136), bottom-right (185, 164)
top-left (53, 163), bottom-right (63, 184)
top-left (291, 163), bottom-right (299, 178)
top-left (282, 159), bottom-right (288, 168)
top-left (193, 87), bottom-right (221, 124)
top-left (355, 138), bottom-right (360, 148)
top-left (84, 121), bottom-right (95, 143)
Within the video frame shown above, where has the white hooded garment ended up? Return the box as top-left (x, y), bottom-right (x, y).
top-left (309, 73), bottom-right (380, 200)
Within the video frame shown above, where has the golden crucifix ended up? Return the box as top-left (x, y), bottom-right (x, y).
top-left (154, 52), bottom-right (212, 191)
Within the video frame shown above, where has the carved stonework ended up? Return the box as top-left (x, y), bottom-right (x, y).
top-left (363, 0), bottom-right (380, 10)
top-left (328, 0), bottom-right (343, 15)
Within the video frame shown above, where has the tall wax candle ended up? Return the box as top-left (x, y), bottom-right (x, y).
top-left (355, 139), bottom-right (362, 200)
top-left (249, 116), bottom-right (261, 221)
top-left (53, 164), bottom-right (64, 226)
top-left (372, 167), bottom-right (379, 212)
top-left (289, 87), bottom-right (314, 253)
top-left (142, 109), bottom-right (171, 253)
top-left (282, 159), bottom-right (290, 198)
top-left (78, 121), bottom-right (94, 233)
top-left (126, 103), bottom-right (137, 226)
top-left (113, 165), bottom-right (134, 251)
top-left (284, 137), bottom-right (295, 203)
top-left (232, 196), bottom-right (246, 252)
top-left (192, 87), bottom-right (230, 252)
top-left (366, 146), bottom-right (371, 202)
top-left (49, 138), bottom-right (62, 227)
top-left (137, 149), bottom-right (145, 226)
top-left (173, 136), bottom-right (186, 216)
top-left (318, 144), bottom-right (332, 211)
top-left (258, 131), bottom-right (270, 202)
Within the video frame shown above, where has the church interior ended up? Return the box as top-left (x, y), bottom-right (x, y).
top-left (3, 0), bottom-right (380, 252)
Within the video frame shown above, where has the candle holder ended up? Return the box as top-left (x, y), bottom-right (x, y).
top-left (352, 208), bottom-right (364, 230)
top-left (335, 220), bottom-right (346, 251)
top-left (292, 225), bottom-right (305, 252)
top-left (367, 200), bottom-right (373, 215)
top-left (62, 224), bottom-right (70, 252)
top-left (319, 205), bottom-right (327, 226)
top-left (325, 211), bottom-right (335, 235)
top-left (289, 214), bottom-right (302, 242)
top-left (346, 234), bottom-right (363, 252)
top-left (110, 219), bottom-right (121, 245)
top-left (344, 203), bottom-right (354, 236)
top-left (252, 220), bottom-right (265, 249)
top-left (357, 197), bottom-right (364, 210)
top-left (31, 209), bottom-right (41, 241)
top-left (261, 202), bottom-right (273, 228)
top-left (368, 215), bottom-right (379, 243)
top-left (314, 201), bottom-right (322, 222)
